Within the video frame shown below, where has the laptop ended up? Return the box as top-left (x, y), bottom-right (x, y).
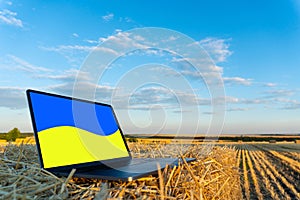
top-left (26, 89), bottom-right (195, 181)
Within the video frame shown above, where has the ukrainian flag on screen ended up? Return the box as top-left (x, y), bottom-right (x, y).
top-left (29, 92), bottom-right (129, 168)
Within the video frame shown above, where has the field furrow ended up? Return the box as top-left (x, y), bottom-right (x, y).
top-left (269, 150), bottom-right (300, 173)
top-left (241, 149), bottom-right (250, 200)
top-left (249, 150), bottom-right (281, 200)
top-left (273, 150), bottom-right (300, 163)
top-left (253, 145), bottom-right (300, 193)
top-left (236, 149), bottom-right (241, 168)
top-left (253, 150), bottom-right (291, 199)
top-left (290, 152), bottom-right (300, 161)
top-left (244, 148), bottom-right (263, 200)
top-left (255, 149), bottom-right (300, 199)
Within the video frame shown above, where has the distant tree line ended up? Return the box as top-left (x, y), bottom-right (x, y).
top-left (5, 128), bottom-right (21, 141)
top-left (0, 128), bottom-right (33, 141)
top-left (125, 135), bottom-right (300, 142)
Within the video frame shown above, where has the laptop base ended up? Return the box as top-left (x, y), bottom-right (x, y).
top-left (53, 158), bottom-right (195, 181)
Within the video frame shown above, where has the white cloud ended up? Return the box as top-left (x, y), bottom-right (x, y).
top-left (223, 77), bottom-right (252, 86)
top-left (274, 98), bottom-right (300, 110)
top-left (273, 98), bottom-right (297, 103)
top-left (263, 89), bottom-right (294, 98)
top-left (102, 13), bottom-right (114, 21)
top-left (84, 39), bottom-right (100, 44)
top-left (42, 31), bottom-right (151, 66)
top-left (41, 32), bottom-right (231, 108)
top-left (72, 33), bottom-right (79, 38)
top-left (227, 107), bottom-right (250, 112)
top-left (171, 57), bottom-right (223, 71)
top-left (34, 68), bottom-right (90, 82)
top-left (0, 9), bottom-right (23, 27)
top-left (283, 100), bottom-right (300, 110)
top-left (42, 45), bottom-right (95, 52)
top-left (99, 31), bottom-right (147, 49)
top-left (32, 68), bottom-right (115, 100)
top-left (224, 96), bottom-right (240, 103)
top-left (168, 36), bottom-right (178, 41)
top-left (118, 17), bottom-right (133, 23)
top-left (169, 57), bottom-right (224, 82)
top-left (222, 92), bottom-right (300, 110)
top-left (268, 98), bottom-right (300, 110)
top-left (283, 103), bottom-right (300, 110)
top-left (223, 94), bottom-right (300, 111)
top-left (223, 96), bottom-right (269, 105)
top-left (198, 37), bottom-right (232, 63)
top-left (111, 86), bottom-right (213, 111)
top-left (42, 45), bottom-right (119, 55)
top-left (202, 111), bottom-right (214, 115)
top-left (49, 82), bottom-right (116, 101)
top-left (112, 87), bottom-right (180, 110)
top-left (40, 44), bottom-right (120, 66)
top-left (242, 98), bottom-right (269, 104)
top-left (44, 32), bottom-right (229, 85)
top-left (263, 82), bottom-right (277, 87)
top-left (0, 87), bottom-right (26, 109)
top-left (6, 55), bottom-right (52, 73)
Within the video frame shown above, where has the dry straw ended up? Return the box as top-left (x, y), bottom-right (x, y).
top-left (0, 142), bottom-right (241, 199)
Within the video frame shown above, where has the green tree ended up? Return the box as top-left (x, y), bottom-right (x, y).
top-left (128, 137), bottom-right (138, 143)
top-left (6, 128), bottom-right (21, 142)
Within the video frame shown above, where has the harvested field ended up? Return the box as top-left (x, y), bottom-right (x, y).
top-left (0, 143), bottom-right (241, 199)
top-left (234, 143), bottom-right (300, 200)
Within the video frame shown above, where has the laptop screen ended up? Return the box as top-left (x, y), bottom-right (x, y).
top-left (27, 90), bottom-right (130, 169)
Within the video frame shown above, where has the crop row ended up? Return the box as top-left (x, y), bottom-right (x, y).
top-left (236, 144), bottom-right (300, 200)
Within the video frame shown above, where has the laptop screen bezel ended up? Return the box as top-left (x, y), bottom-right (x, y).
top-left (26, 89), bottom-right (132, 171)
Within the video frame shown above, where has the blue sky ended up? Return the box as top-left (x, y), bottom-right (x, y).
top-left (0, 0), bottom-right (300, 134)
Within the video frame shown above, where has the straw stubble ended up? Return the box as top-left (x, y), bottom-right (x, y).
top-left (0, 142), bottom-right (241, 199)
